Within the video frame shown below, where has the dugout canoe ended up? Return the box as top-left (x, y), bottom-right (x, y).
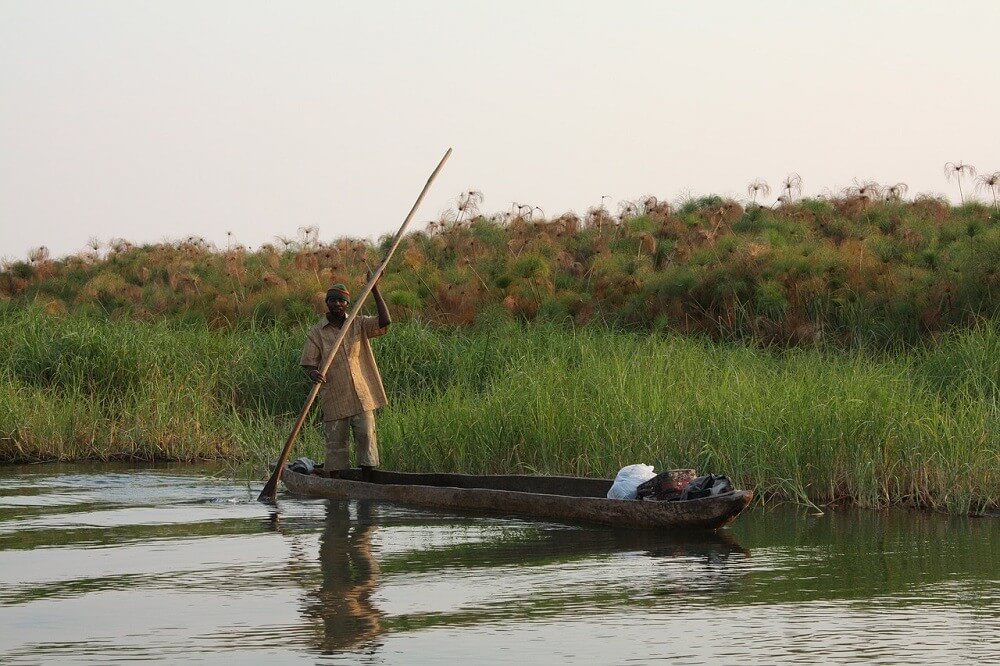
top-left (280, 467), bottom-right (753, 530)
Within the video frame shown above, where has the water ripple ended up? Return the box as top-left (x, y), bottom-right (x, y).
top-left (1, 464), bottom-right (998, 664)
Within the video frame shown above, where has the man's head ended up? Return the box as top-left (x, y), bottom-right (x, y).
top-left (325, 283), bottom-right (350, 316)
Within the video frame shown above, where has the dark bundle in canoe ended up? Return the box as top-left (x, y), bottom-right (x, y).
top-left (280, 466), bottom-right (752, 531)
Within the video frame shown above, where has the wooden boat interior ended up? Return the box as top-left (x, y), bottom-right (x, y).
top-left (326, 467), bottom-right (620, 498)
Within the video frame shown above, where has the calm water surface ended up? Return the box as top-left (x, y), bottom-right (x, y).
top-left (1, 464), bottom-right (998, 664)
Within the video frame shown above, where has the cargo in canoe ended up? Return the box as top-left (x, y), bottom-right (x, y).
top-left (280, 467), bottom-right (753, 531)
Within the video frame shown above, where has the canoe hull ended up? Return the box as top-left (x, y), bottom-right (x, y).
top-left (281, 468), bottom-right (753, 531)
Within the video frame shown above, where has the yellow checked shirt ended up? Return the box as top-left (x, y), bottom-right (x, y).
top-left (299, 315), bottom-right (389, 422)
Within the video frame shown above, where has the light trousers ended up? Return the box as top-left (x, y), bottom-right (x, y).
top-left (323, 410), bottom-right (379, 470)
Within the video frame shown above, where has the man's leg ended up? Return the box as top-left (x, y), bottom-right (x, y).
top-left (351, 411), bottom-right (379, 479)
top-left (323, 418), bottom-right (351, 476)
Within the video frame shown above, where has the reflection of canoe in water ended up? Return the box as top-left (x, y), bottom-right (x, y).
top-left (281, 468), bottom-right (753, 530)
top-left (377, 516), bottom-right (751, 575)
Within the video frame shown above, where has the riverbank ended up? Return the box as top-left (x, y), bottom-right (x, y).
top-left (1, 306), bottom-right (997, 514)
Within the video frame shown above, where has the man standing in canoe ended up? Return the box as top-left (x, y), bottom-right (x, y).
top-left (300, 278), bottom-right (391, 480)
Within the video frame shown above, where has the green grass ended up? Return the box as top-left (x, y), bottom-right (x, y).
top-left (1, 305), bottom-right (996, 514)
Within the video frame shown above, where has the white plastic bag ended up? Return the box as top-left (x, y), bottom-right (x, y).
top-left (607, 464), bottom-right (656, 500)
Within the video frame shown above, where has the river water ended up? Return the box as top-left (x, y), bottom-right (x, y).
top-left (1, 464), bottom-right (998, 664)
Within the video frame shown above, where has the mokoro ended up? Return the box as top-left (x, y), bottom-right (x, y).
top-left (280, 467), bottom-right (753, 531)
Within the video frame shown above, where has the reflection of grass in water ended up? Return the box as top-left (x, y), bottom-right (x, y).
top-left (0, 307), bottom-right (996, 514)
top-left (731, 507), bottom-right (1000, 604)
top-left (374, 509), bottom-right (1000, 634)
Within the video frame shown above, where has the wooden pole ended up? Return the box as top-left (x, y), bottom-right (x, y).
top-left (258, 148), bottom-right (452, 503)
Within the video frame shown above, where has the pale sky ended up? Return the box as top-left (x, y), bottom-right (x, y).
top-left (2, 0), bottom-right (998, 259)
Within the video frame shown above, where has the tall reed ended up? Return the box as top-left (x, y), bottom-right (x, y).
top-left (1, 306), bottom-right (996, 514)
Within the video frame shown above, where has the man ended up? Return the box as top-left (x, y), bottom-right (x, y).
top-left (300, 278), bottom-right (391, 480)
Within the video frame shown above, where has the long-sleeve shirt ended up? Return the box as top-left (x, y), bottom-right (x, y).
top-left (299, 315), bottom-right (389, 421)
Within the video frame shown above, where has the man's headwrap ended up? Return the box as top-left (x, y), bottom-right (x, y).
top-left (326, 283), bottom-right (350, 303)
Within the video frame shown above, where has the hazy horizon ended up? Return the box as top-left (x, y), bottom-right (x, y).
top-left (2, 0), bottom-right (999, 260)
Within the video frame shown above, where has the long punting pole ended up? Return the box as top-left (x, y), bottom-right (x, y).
top-left (258, 148), bottom-right (453, 503)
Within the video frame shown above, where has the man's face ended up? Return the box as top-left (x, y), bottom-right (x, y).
top-left (326, 295), bottom-right (348, 315)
